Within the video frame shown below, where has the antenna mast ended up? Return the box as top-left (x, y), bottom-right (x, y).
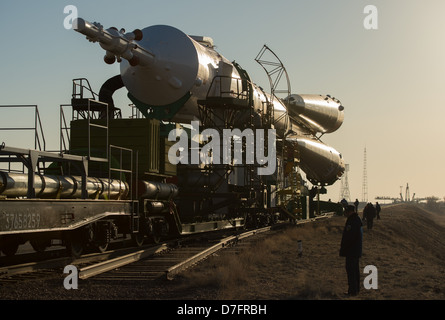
top-left (339, 164), bottom-right (351, 201)
top-left (362, 147), bottom-right (368, 202)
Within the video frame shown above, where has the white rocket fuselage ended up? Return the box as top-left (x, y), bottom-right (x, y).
top-left (74, 18), bottom-right (345, 185)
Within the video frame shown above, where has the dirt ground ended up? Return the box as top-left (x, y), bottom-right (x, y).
top-left (1, 203), bottom-right (444, 304)
top-left (175, 203), bottom-right (445, 300)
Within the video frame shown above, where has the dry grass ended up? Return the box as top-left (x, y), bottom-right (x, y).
top-left (178, 204), bottom-right (445, 300)
top-left (179, 221), bottom-right (344, 299)
top-left (3, 204), bottom-right (442, 300)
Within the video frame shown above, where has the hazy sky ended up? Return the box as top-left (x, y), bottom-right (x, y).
top-left (1, 0), bottom-right (444, 203)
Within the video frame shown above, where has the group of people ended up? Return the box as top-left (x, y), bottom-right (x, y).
top-left (338, 199), bottom-right (382, 297)
top-left (340, 199), bottom-right (381, 230)
top-left (362, 201), bottom-right (381, 229)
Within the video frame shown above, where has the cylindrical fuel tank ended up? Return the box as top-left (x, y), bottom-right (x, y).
top-left (70, 176), bottom-right (100, 198)
top-left (69, 176), bottom-right (129, 199)
top-left (286, 137), bottom-right (345, 186)
top-left (101, 179), bottom-right (130, 199)
top-left (145, 201), bottom-right (167, 214)
top-left (0, 172), bottom-right (42, 197)
top-left (74, 19), bottom-right (343, 139)
top-left (0, 172), bottom-right (67, 198)
top-left (285, 94), bottom-right (344, 134)
top-left (120, 25), bottom-right (240, 123)
top-left (73, 18), bottom-right (347, 187)
top-left (0, 172), bottom-right (129, 199)
top-left (139, 180), bottom-right (179, 200)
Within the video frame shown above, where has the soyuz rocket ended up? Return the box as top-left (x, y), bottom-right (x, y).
top-left (73, 18), bottom-right (345, 186)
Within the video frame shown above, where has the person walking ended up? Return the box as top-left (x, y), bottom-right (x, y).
top-left (375, 202), bottom-right (381, 220)
top-left (354, 199), bottom-right (359, 213)
top-left (366, 203), bottom-right (376, 230)
top-left (362, 203), bottom-right (368, 224)
top-left (339, 205), bottom-right (363, 297)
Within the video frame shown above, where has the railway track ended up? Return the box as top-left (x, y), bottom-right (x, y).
top-left (77, 215), bottom-right (333, 283)
top-left (82, 225), bottom-right (275, 282)
top-left (0, 224), bottom-right (283, 285)
top-left (0, 243), bottom-right (160, 283)
top-left (0, 214), bottom-right (334, 287)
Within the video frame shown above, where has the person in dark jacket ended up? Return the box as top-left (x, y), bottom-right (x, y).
top-left (340, 198), bottom-right (348, 209)
top-left (375, 202), bottom-right (381, 220)
top-left (364, 203), bottom-right (376, 230)
top-left (340, 205), bottom-right (363, 296)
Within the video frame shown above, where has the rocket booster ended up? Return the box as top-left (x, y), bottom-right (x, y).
top-left (286, 136), bottom-right (345, 186)
top-left (74, 18), bottom-right (344, 134)
top-left (285, 94), bottom-right (344, 134)
top-left (74, 18), bottom-right (346, 185)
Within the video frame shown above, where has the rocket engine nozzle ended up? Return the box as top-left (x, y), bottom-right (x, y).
top-left (73, 18), bottom-right (154, 67)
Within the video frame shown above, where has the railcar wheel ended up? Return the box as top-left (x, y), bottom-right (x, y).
top-left (131, 217), bottom-right (147, 247)
top-left (1, 242), bottom-right (19, 257)
top-left (30, 239), bottom-right (50, 253)
top-left (66, 228), bottom-right (87, 258)
top-left (95, 241), bottom-right (109, 253)
top-left (152, 231), bottom-right (162, 244)
top-left (131, 232), bottom-right (145, 247)
top-left (151, 220), bottom-right (163, 244)
top-left (67, 240), bottom-right (84, 258)
top-left (94, 223), bottom-right (111, 253)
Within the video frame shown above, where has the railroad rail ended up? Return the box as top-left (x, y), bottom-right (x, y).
top-left (0, 243), bottom-right (165, 281)
top-left (0, 213), bottom-right (335, 285)
top-left (78, 243), bottom-right (168, 279)
top-left (73, 226), bottom-right (277, 281)
top-left (78, 217), bottom-right (333, 281)
top-left (166, 225), bottom-right (272, 280)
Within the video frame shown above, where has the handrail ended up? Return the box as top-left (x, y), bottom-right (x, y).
top-left (109, 144), bottom-right (133, 200)
top-left (0, 105), bottom-right (46, 151)
top-left (72, 78), bottom-right (98, 100)
top-left (205, 75), bottom-right (251, 102)
top-left (59, 104), bottom-right (71, 154)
